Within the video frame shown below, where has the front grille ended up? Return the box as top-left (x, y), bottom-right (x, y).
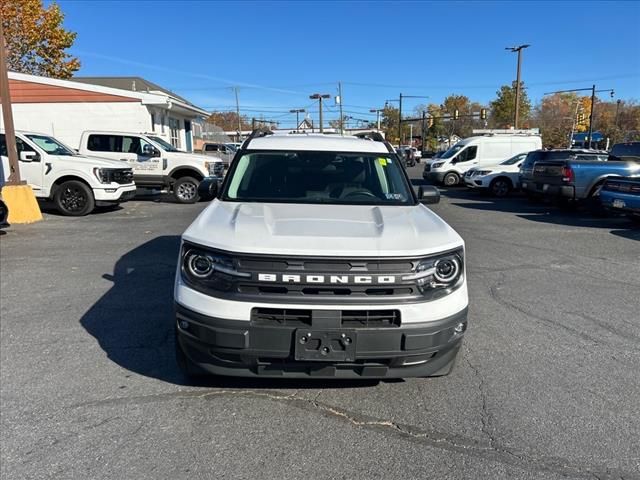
top-left (213, 162), bottom-right (228, 177)
top-left (251, 308), bottom-right (312, 326)
top-left (111, 169), bottom-right (134, 184)
top-left (424, 165), bottom-right (431, 172)
top-left (250, 308), bottom-right (400, 328)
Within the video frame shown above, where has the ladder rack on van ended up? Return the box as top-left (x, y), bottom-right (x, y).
top-left (472, 129), bottom-right (540, 136)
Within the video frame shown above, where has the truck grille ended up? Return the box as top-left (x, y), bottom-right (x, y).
top-left (111, 169), bottom-right (134, 184)
top-left (250, 308), bottom-right (400, 327)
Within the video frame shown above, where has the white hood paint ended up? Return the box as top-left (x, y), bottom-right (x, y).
top-left (62, 154), bottom-right (133, 168)
top-left (171, 152), bottom-right (223, 163)
top-left (182, 201), bottom-right (464, 257)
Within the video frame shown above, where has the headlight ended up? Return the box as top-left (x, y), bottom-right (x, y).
top-left (476, 170), bottom-right (492, 176)
top-left (181, 244), bottom-right (249, 293)
top-left (93, 168), bottom-right (110, 184)
top-left (402, 249), bottom-right (464, 296)
top-left (205, 162), bottom-right (217, 175)
top-left (431, 162), bottom-right (444, 169)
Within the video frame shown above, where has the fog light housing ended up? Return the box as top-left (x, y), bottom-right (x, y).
top-left (179, 320), bottom-right (189, 330)
top-left (454, 322), bottom-right (466, 334)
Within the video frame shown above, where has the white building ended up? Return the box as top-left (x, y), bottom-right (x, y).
top-left (2, 72), bottom-right (209, 152)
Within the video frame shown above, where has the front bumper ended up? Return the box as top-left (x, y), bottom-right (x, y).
top-left (175, 303), bottom-right (467, 378)
top-left (600, 190), bottom-right (640, 214)
top-left (94, 184), bottom-right (137, 203)
top-left (521, 180), bottom-right (575, 199)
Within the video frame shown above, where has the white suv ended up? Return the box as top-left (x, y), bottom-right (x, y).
top-left (1, 130), bottom-right (136, 216)
top-left (174, 131), bottom-right (468, 379)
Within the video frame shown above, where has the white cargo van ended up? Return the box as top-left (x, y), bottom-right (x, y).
top-left (423, 134), bottom-right (542, 186)
top-left (78, 131), bottom-right (224, 203)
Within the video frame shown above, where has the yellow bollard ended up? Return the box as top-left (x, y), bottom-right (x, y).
top-left (2, 184), bottom-right (43, 224)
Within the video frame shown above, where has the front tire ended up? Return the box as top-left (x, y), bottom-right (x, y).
top-left (489, 177), bottom-right (512, 197)
top-left (443, 172), bottom-right (460, 186)
top-left (173, 176), bottom-right (200, 204)
top-left (53, 180), bottom-right (95, 216)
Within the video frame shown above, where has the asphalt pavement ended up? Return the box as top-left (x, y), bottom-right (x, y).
top-left (1, 166), bottom-right (639, 479)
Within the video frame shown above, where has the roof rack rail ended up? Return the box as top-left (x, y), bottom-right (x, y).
top-left (240, 128), bottom-right (273, 150)
top-left (352, 131), bottom-right (395, 154)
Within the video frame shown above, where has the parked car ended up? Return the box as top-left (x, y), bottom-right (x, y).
top-left (201, 142), bottom-right (235, 176)
top-left (1, 130), bottom-right (136, 216)
top-left (79, 131), bottom-right (224, 203)
top-left (599, 176), bottom-right (640, 221)
top-left (520, 147), bottom-right (640, 204)
top-left (423, 134), bottom-right (542, 186)
top-left (463, 152), bottom-right (528, 196)
top-left (174, 131), bottom-right (468, 379)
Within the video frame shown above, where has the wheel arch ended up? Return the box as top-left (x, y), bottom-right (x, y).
top-left (168, 167), bottom-right (204, 182)
top-left (51, 175), bottom-right (94, 199)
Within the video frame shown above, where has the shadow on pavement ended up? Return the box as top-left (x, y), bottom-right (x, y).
top-left (80, 235), bottom-right (380, 388)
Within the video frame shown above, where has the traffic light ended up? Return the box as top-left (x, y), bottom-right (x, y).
top-left (480, 108), bottom-right (487, 120)
top-left (453, 109), bottom-right (459, 120)
top-left (576, 112), bottom-right (585, 124)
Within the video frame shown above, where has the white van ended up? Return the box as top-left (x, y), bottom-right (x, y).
top-left (78, 131), bottom-right (224, 203)
top-left (1, 130), bottom-right (136, 216)
top-left (423, 134), bottom-right (542, 186)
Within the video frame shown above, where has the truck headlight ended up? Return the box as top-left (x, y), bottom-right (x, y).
top-left (205, 162), bottom-right (219, 176)
top-left (402, 249), bottom-right (464, 295)
top-left (181, 244), bottom-right (250, 293)
top-left (93, 168), bottom-right (110, 184)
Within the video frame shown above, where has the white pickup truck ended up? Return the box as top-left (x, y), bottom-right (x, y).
top-left (78, 131), bottom-right (224, 203)
top-left (1, 130), bottom-right (136, 216)
top-left (174, 131), bottom-right (468, 379)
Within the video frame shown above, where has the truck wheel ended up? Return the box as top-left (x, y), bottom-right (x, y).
top-left (173, 176), bottom-right (200, 204)
top-left (443, 172), bottom-right (460, 186)
top-left (54, 180), bottom-right (95, 216)
top-left (489, 177), bottom-right (512, 197)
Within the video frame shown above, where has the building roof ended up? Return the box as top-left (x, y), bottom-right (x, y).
top-left (70, 76), bottom-right (192, 105)
top-left (246, 133), bottom-right (390, 153)
top-left (7, 72), bottom-right (209, 117)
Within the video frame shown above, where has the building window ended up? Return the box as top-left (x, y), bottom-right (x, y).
top-left (150, 113), bottom-right (156, 132)
top-left (161, 115), bottom-right (166, 134)
top-left (169, 117), bottom-right (181, 148)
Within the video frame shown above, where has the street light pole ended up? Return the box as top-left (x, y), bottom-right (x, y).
top-left (506, 44), bottom-right (530, 129)
top-left (398, 93), bottom-right (403, 145)
top-left (309, 93), bottom-right (330, 133)
top-left (370, 109), bottom-right (382, 130)
top-left (289, 108), bottom-right (305, 132)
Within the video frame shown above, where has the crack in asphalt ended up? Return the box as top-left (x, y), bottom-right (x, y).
top-left (70, 389), bottom-right (636, 480)
top-left (464, 345), bottom-right (495, 449)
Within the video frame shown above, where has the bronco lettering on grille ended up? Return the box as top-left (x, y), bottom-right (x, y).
top-left (257, 273), bottom-right (396, 284)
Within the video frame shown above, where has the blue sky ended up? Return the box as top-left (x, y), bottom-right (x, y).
top-left (59, 0), bottom-right (640, 126)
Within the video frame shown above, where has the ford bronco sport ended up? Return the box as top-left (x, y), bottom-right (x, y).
top-left (174, 131), bottom-right (468, 378)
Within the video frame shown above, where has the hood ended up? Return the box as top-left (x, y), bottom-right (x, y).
top-left (60, 154), bottom-right (134, 168)
top-left (171, 152), bottom-right (223, 163)
top-left (182, 202), bottom-right (464, 257)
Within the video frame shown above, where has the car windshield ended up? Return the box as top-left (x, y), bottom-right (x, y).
top-left (225, 144), bottom-right (237, 152)
top-left (440, 144), bottom-right (465, 159)
top-left (147, 135), bottom-right (181, 152)
top-left (500, 154), bottom-right (525, 165)
top-left (25, 134), bottom-right (76, 156)
top-left (222, 151), bottom-right (414, 205)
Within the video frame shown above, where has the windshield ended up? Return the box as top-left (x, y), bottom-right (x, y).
top-left (222, 151), bottom-right (414, 205)
top-left (147, 135), bottom-right (181, 152)
top-left (440, 144), bottom-right (465, 159)
top-left (224, 144), bottom-right (237, 152)
top-left (26, 134), bottom-right (77, 156)
top-left (500, 153), bottom-right (525, 165)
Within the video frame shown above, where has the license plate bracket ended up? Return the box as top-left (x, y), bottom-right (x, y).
top-left (294, 330), bottom-right (357, 362)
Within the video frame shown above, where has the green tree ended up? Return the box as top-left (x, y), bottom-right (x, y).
top-left (1, 0), bottom-right (80, 79)
top-left (531, 92), bottom-right (576, 148)
top-left (489, 82), bottom-right (531, 128)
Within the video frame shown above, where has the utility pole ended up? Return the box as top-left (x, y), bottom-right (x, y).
top-left (338, 82), bottom-right (344, 135)
top-left (587, 84), bottom-right (596, 149)
top-left (370, 109), bottom-right (382, 130)
top-left (421, 111), bottom-right (426, 150)
top-left (309, 93), bottom-right (330, 133)
top-left (409, 124), bottom-right (413, 146)
top-left (398, 93), bottom-right (403, 145)
top-left (0, 22), bottom-right (22, 185)
top-left (234, 87), bottom-right (241, 142)
top-left (506, 44), bottom-right (530, 129)
top-left (289, 108), bottom-right (305, 132)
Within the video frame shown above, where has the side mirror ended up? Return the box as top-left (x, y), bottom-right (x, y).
top-left (143, 144), bottom-right (160, 157)
top-left (19, 151), bottom-right (40, 162)
top-left (416, 185), bottom-right (440, 205)
top-left (198, 177), bottom-right (220, 201)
